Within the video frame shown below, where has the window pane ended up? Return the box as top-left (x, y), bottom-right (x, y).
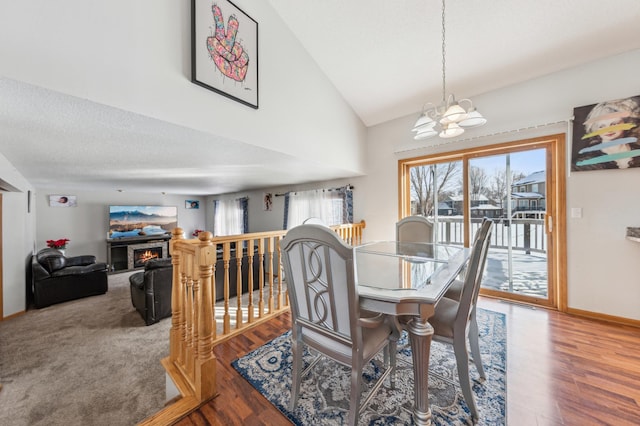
top-left (409, 161), bottom-right (464, 245)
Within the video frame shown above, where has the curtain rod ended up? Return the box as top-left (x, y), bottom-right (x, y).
top-left (274, 184), bottom-right (354, 197)
top-left (394, 118), bottom-right (573, 153)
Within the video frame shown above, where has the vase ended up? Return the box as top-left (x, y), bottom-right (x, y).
top-left (57, 248), bottom-right (66, 256)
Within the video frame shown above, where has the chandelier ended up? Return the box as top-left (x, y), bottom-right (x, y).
top-left (412, 0), bottom-right (486, 140)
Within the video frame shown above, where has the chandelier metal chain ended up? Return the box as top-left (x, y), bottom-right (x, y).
top-left (441, 0), bottom-right (446, 102)
top-left (411, 0), bottom-right (487, 141)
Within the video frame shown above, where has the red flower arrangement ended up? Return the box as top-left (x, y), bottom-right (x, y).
top-left (46, 238), bottom-right (70, 249)
top-left (192, 229), bottom-right (204, 237)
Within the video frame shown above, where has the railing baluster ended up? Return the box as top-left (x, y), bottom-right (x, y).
top-left (257, 238), bottom-right (265, 318)
top-left (267, 237), bottom-right (275, 314)
top-left (247, 238), bottom-right (255, 323)
top-left (223, 242), bottom-right (231, 334)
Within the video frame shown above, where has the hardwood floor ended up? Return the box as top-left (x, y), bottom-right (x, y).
top-left (174, 298), bottom-right (640, 425)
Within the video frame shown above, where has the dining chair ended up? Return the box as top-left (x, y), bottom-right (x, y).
top-left (396, 215), bottom-right (434, 244)
top-left (428, 218), bottom-right (493, 421)
top-left (442, 218), bottom-right (492, 382)
top-left (280, 224), bottom-right (398, 426)
top-left (444, 218), bottom-right (492, 301)
top-left (302, 217), bottom-right (327, 225)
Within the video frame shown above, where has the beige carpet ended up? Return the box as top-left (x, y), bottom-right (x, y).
top-left (0, 272), bottom-right (170, 426)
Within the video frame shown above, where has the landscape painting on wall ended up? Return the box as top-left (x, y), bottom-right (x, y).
top-left (571, 95), bottom-right (640, 171)
top-left (108, 206), bottom-right (178, 239)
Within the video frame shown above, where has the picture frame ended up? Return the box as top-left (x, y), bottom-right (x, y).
top-left (186, 200), bottom-right (200, 209)
top-left (263, 192), bottom-right (273, 211)
top-left (571, 95), bottom-right (640, 171)
top-left (49, 195), bottom-right (77, 207)
top-left (191, 0), bottom-right (259, 109)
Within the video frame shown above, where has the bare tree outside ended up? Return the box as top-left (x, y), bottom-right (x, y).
top-left (488, 168), bottom-right (526, 206)
top-left (468, 166), bottom-right (489, 201)
top-left (411, 163), bottom-right (528, 217)
top-left (410, 162), bottom-right (461, 215)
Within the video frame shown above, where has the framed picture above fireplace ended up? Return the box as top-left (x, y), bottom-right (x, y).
top-left (108, 205), bottom-right (178, 239)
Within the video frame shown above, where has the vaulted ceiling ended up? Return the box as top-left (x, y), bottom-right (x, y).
top-left (1, 0), bottom-right (639, 194)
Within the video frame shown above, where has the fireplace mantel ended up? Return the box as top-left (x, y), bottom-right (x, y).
top-left (107, 234), bottom-right (171, 273)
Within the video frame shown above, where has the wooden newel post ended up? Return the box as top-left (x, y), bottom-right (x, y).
top-left (194, 231), bottom-right (217, 402)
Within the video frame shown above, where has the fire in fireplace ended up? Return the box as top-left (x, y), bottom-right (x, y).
top-left (133, 247), bottom-right (163, 268)
top-left (127, 241), bottom-right (168, 270)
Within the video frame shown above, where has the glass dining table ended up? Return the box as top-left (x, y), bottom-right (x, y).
top-left (355, 241), bottom-right (471, 426)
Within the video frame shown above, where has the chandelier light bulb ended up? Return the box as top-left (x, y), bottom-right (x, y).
top-left (412, 113), bottom-right (436, 132)
top-left (439, 122), bottom-right (464, 138)
top-left (443, 103), bottom-right (467, 122)
top-left (459, 109), bottom-right (487, 128)
top-left (414, 127), bottom-right (438, 140)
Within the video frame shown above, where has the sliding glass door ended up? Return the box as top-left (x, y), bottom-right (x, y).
top-left (469, 149), bottom-right (548, 299)
top-left (399, 135), bottom-right (566, 309)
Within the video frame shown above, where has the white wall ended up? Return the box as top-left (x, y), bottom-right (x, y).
top-left (0, 153), bottom-right (35, 317)
top-left (34, 190), bottom-right (207, 262)
top-left (360, 49), bottom-right (640, 320)
top-left (0, 0), bottom-right (367, 175)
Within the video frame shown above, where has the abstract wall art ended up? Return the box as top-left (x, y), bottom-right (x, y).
top-left (571, 95), bottom-right (640, 171)
top-left (192, 0), bottom-right (258, 109)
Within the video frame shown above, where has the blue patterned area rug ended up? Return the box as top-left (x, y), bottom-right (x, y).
top-left (232, 308), bottom-right (506, 425)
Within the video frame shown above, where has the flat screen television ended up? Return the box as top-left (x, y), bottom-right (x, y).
top-left (108, 205), bottom-right (178, 239)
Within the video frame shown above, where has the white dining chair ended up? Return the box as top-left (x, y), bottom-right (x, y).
top-left (280, 224), bottom-right (399, 426)
top-left (302, 217), bottom-right (327, 225)
top-left (395, 215), bottom-right (434, 244)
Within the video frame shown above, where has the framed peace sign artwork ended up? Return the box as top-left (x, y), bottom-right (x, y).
top-left (191, 0), bottom-right (258, 109)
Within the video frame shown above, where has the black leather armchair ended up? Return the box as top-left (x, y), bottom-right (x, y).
top-left (31, 248), bottom-right (108, 308)
top-left (128, 246), bottom-right (261, 324)
top-left (129, 258), bottom-right (173, 325)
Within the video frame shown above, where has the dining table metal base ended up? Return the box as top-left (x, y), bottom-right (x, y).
top-left (405, 316), bottom-right (435, 426)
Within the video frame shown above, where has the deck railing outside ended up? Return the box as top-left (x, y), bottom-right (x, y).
top-left (436, 217), bottom-right (546, 254)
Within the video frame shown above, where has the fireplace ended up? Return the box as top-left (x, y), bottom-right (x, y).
top-left (133, 247), bottom-right (162, 268)
top-left (127, 241), bottom-right (168, 270)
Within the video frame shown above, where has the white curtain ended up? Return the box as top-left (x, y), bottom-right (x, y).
top-left (214, 199), bottom-right (243, 236)
top-left (287, 190), bottom-right (343, 229)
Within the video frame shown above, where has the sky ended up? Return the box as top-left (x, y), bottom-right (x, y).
top-left (469, 148), bottom-right (546, 177)
top-left (109, 205), bottom-right (178, 216)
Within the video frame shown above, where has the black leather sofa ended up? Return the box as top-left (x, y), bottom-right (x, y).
top-left (129, 258), bottom-right (173, 325)
top-left (31, 248), bottom-right (108, 308)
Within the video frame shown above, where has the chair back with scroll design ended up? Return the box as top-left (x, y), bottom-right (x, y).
top-left (280, 224), bottom-right (397, 426)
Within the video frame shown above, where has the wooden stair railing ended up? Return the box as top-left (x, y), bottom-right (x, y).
top-left (140, 220), bottom-right (366, 425)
